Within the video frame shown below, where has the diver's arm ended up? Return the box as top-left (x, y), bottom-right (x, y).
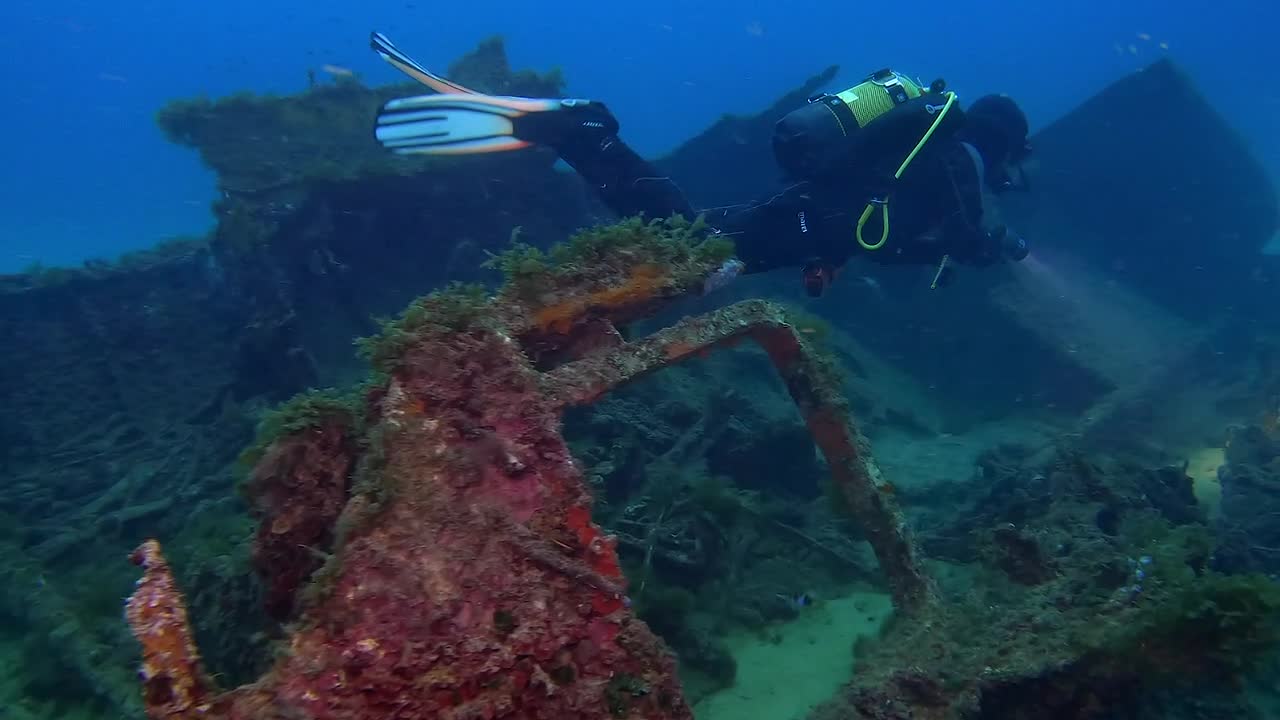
top-left (706, 181), bottom-right (898, 297)
top-left (944, 197), bottom-right (1030, 267)
top-left (937, 143), bottom-right (1028, 267)
top-left (709, 183), bottom-right (851, 274)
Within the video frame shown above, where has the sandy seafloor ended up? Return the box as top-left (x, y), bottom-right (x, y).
top-left (689, 417), bottom-right (1233, 720)
top-left (694, 590), bottom-right (893, 720)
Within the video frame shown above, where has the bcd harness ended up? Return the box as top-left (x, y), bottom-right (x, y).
top-left (773, 69), bottom-right (962, 293)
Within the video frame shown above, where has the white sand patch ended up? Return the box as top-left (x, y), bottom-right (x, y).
top-left (1183, 446), bottom-right (1225, 518)
top-left (694, 590), bottom-right (893, 720)
top-left (872, 419), bottom-right (1057, 488)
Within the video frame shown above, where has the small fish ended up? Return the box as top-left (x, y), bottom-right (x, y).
top-left (855, 275), bottom-right (886, 300)
top-left (776, 592), bottom-right (813, 611)
top-left (745, 21), bottom-right (765, 37)
top-left (321, 63), bottom-right (355, 77)
top-left (1159, 41), bottom-right (1169, 50)
top-left (1137, 32), bottom-right (1151, 41)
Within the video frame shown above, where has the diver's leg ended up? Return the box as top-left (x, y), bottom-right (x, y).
top-left (371, 32), bottom-right (694, 221)
top-left (551, 125), bottom-right (695, 221)
top-left (535, 107), bottom-right (853, 295)
top-left (556, 119), bottom-right (844, 279)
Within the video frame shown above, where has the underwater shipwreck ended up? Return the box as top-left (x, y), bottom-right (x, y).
top-left (3, 38), bottom-right (1280, 720)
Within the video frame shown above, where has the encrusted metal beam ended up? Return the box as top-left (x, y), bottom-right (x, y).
top-left (544, 299), bottom-right (932, 610)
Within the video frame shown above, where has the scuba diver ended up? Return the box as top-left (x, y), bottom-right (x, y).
top-left (368, 32), bottom-right (1032, 296)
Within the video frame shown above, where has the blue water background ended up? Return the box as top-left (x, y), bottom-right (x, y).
top-left (0, 0), bottom-right (1275, 272)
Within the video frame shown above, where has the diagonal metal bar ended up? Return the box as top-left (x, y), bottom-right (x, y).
top-left (542, 299), bottom-right (933, 610)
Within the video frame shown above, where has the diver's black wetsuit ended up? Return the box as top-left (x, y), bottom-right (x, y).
top-left (555, 129), bottom-right (1001, 288)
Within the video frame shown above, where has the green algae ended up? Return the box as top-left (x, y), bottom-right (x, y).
top-left (357, 215), bottom-right (735, 374)
top-left (238, 386), bottom-right (361, 470)
top-left (1, 236), bottom-right (210, 294)
top-left (1081, 524), bottom-right (1280, 680)
top-left (488, 215), bottom-right (734, 303)
top-left (355, 282), bottom-right (494, 374)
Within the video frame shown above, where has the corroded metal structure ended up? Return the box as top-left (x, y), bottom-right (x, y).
top-left (126, 221), bottom-right (927, 719)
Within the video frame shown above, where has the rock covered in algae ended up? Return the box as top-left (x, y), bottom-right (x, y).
top-left (124, 218), bottom-right (731, 720)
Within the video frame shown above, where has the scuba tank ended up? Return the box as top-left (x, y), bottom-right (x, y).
top-left (773, 69), bottom-right (960, 182)
top-left (772, 68), bottom-right (962, 251)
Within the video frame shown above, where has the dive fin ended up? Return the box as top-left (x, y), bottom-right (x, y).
top-left (370, 31), bottom-right (478, 95)
top-left (371, 32), bottom-right (585, 156)
top-left (375, 93), bottom-right (560, 155)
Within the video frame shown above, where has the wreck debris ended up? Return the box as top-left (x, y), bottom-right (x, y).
top-left (542, 299), bottom-right (930, 609)
top-left (0, 537), bottom-right (144, 718)
top-left (809, 453), bottom-right (1280, 720)
top-left (244, 405), bottom-right (358, 621)
top-left (125, 217), bottom-right (930, 718)
top-left (126, 540), bottom-right (216, 720)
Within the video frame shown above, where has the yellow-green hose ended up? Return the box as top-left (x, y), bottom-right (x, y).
top-left (856, 91), bottom-right (958, 250)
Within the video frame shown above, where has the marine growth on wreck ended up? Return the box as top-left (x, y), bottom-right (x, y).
top-left (2, 30), bottom-right (1280, 720)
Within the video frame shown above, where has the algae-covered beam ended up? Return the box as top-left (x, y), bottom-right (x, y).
top-left (748, 315), bottom-right (934, 611)
top-left (126, 540), bottom-right (218, 720)
top-left (543, 299), bottom-right (932, 610)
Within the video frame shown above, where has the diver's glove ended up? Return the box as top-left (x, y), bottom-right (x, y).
top-left (971, 225), bottom-right (1029, 266)
top-left (1002, 230), bottom-right (1030, 262)
top-left (510, 99), bottom-right (621, 152)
